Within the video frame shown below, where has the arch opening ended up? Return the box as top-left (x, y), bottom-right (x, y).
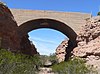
top-left (19, 18), bottom-right (77, 41)
top-left (28, 28), bottom-right (68, 55)
top-left (18, 18), bottom-right (77, 60)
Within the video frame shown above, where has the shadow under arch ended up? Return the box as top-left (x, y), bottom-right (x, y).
top-left (18, 18), bottom-right (77, 60)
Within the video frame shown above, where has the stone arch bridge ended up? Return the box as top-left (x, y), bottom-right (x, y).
top-left (11, 9), bottom-right (91, 48)
top-left (11, 9), bottom-right (91, 34)
top-left (10, 9), bottom-right (91, 55)
top-left (0, 4), bottom-right (91, 56)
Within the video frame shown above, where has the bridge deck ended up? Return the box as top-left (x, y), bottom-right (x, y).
top-left (10, 9), bottom-right (91, 33)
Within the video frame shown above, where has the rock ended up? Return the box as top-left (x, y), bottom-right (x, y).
top-left (56, 39), bottom-right (68, 63)
top-left (0, 3), bottom-right (37, 55)
top-left (56, 16), bottom-right (100, 72)
top-left (38, 67), bottom-right (55, 74)
top-left (44, 60), bottom-right (52, 66)
top-left (73, 16), bottom-right (100, 58)
top-left (0, 4), bottom-right (21, 51)
top-left (73, 16), bottom-right (100, 72)
top-left (20, 35), bottom-right (37, 55)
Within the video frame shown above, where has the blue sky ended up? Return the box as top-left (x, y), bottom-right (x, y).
top-left (29, 29), bottom-right (66, 55)
top-left (3, 0), bottom-right (100, 15)
top-left (2, 0), bottom-right (100, 55)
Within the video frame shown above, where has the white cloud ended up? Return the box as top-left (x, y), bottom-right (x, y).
top-left (35, 42), bottom-right (55, 55)
top-left (29, 36), bottom-right (58, 45)
top-left (28, 36), bottom-right (67, 55)
top-left (29, 36), bottom-right (57, 55)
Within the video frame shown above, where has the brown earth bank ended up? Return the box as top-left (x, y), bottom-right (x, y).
top-left (0, 4), bottom-right (37, 55)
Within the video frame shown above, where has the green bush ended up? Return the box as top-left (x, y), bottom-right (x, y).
top-left (0, 1), bottom-right (6, 5)
top-left (0, 49), bottom-right (41, 74)
top-left (51, 57), bottom-right (98, 74)
top-left (49, 53), bottom-right (57, 62)
top-left (45, 53), bottom-right (58, 64)
top-left (39, 53), bottom-right (58, 66)
top-left (0, 49), bottom-right (98, 74)
top-left (97, 12), bottom-right (100, 16)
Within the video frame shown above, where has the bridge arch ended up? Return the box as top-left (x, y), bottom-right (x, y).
top-left (18, 18), bottom-right (77, 58)
top-left (19, 18), bottom-right (77, 40)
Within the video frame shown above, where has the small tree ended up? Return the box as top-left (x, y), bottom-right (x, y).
top-left (97, 12), bottom-right (100, 16)
top-left (0, 0), bottom-right (6, 5)
top-left (49, 53), bottom-right (58, 64)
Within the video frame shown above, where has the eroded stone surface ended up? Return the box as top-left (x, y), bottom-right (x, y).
top-left (0, 4), bottom-right (20, 51)
top-left (56, 39), bottom-right (68, 62)
top-left (73, 16), bottom-right (100, 57)
top-left (56, 16), bottom-right (100, 72)
top-left (0, 4), bottom-right (37, 55)
top-left (73, 16), bottom-right (100, 72)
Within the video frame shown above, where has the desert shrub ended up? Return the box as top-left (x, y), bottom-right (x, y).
top-left (48, 53), bottom-right (58, 64)
top-left (97, 12), bottom-right (100, 16)
top-left (0, 49), bottom-right (41, 74)
top-left (51, 57), bottom-right (98, 74)
top-left (39, 55), bottom-right (48, 66)
top-left (0, 1), bottom-right (6, 5)
top-left (40, 53), bottom-right (58, 66)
